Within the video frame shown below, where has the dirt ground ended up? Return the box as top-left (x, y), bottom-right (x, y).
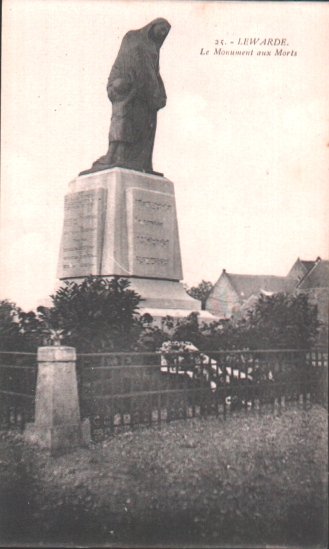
top-left (0, 404), bottom-right (327, 548)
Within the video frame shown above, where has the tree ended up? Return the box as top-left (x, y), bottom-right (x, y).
top-left (199, 317), bottom-right (252, 351)
top-left (36, 276), bottom-right (143, 352)
top-left (186, 280), bottom-right (213, 310)
top-left (16, 309), bottom-right (45, 351)
top-left (244, 292), bottom-right (319, 350)
top-left (160, 293), bottom-right (319, 352)
top-left (170, 312), bottom-right (208, 349)
top-left (0, 300), bottom-right (46, 352)
top-left (1, 285), bottom-right (319, 354)
top-left (0, 300), bottom-right (24, 351)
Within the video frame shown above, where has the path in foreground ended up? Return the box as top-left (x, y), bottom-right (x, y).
top-left (0, 405), bottom-right (327, 547)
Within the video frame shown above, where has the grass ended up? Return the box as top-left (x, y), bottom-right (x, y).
top-left (0, 404), bottom-right (327, 547)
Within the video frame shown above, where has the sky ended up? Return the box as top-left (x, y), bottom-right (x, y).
top-left (1, 0), bottom-right (329, 311)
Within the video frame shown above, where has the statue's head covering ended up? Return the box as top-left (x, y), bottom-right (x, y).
top-left (108, 19), bottom-right (170, 88)
top-left (132, 18), bottom-right (171, 50)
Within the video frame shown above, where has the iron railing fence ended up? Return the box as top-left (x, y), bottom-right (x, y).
top-left (0, 348), bottom-right (327, 437)
top-left (77, 348), bottom-right (328, 439)
top-left (0, 352), bottom-right (38, 431)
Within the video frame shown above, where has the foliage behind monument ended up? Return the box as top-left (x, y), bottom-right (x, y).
top-left (198, 293), bottom-right (320, 351)
top-left (0, 287), bottom-right (320, 353)
top-left (40, 276), bottom-right (142, 352)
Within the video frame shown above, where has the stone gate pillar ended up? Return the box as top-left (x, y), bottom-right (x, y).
top-left (24, 346), bottom-right (90, 454)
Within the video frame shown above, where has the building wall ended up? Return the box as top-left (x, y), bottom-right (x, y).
top-left (287, 263), bottom-right (307, 280)
top-left (206, 275), bottom-right (241, 318)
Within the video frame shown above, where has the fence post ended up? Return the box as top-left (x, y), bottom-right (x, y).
top-left (24, 346), bottom-right (90, 455)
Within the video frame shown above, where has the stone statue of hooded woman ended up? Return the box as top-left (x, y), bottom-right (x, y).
top-left (80, 18), bottom-right (171, 176)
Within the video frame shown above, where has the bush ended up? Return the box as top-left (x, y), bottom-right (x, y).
top-left (159, 293), bottom-right (320, 352)
top-left (0, 287), bottom-right (320, 354)
top-left (243, 293), bottom-right (319, 349)
top-left (36, 276), bottom-right (143, 352)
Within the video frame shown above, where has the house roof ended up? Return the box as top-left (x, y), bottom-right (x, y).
top-left (287, 257), bottom-right (321, 279)
top-left (240, 294), bottom-right (259, 311)
top-left (300, 260), bottom-right (318, 272)
top-left (223, 272), bottom-right (299, 300)
top-left (297, 260), bottom-right (329, 289)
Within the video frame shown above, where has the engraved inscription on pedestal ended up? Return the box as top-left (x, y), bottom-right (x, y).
top-left (126, 187), bottom-right (175, 278)
top-left (57, 188), bottom-right (107, 278)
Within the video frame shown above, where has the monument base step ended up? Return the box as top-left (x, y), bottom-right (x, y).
top-left (137, 307), bottom-right (216, 326)
top-left (128, 278), bottom-right (200, 310)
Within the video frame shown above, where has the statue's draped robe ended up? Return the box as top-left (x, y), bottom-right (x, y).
top-left (81, 19), bottom-right (170, 175)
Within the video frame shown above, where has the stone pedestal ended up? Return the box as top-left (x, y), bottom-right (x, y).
top-left (56, 168), bottom-right (200, 313)
top-left (24, 347), bottom-right (90, 455)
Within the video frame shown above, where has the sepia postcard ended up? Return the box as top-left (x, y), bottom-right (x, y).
top-left (1, 1), bottom-right (328, 547)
